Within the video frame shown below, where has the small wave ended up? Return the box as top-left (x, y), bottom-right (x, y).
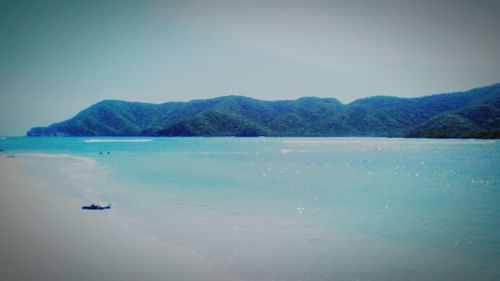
top-left (0, 137), bottom-right (6, 140)
top-left (282, 138), bottom-right (497, 145)
top-left (84, 139), bottom-right (153, 143)
top-left (17, 153), bottom-right (97, 165)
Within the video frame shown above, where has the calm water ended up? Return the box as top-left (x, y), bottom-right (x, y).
top-left (2, 137), bottom-right (500, 280)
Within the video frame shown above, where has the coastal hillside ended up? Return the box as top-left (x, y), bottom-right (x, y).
top-left (408, 86), bottom-right (500, 138)
top-left (27, 83), bottom-right (500, 138)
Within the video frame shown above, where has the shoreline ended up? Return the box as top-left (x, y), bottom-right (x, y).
top-left (0, 154), bottom-right (223, 281)
top-left (1, 150), bottom-right (498, 281)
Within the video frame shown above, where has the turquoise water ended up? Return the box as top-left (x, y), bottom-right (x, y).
top-left (2, 137), bottom-right (500, 280)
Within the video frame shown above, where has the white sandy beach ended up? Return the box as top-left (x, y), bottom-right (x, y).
top-left (0, 155), bottom-right (222, 281)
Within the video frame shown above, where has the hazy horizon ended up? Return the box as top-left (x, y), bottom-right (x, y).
top-left (1, 0), bottom-right (500, 135)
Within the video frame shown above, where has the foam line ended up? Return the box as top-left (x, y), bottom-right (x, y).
top-left (84, 139), bottom-right (153, 143)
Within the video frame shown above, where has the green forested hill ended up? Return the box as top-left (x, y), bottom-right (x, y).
top-left (407, 86), bottom-right (500, 138)
top-left (27, 83), bottom-right (500, 138)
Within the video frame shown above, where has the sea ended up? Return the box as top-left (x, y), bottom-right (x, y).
top-left (1, 137), bottom-right (500, 281)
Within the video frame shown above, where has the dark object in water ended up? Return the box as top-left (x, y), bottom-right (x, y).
top-left (82, 203), bottom-right (111, 210)
top-left (7, 155), bottom-right (15, 158)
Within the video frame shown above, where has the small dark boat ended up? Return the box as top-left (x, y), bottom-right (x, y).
top-left (82, 203), bottom-right (111, 210)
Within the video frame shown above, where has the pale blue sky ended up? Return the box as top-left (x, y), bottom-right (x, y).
top-left (1, 0), bottom-right (499, 135)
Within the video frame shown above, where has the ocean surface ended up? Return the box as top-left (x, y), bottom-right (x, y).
top-left (2, 137), bottom-right (500, 281)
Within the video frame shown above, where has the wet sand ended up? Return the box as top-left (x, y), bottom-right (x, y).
top-left (0, 155), bottom-right (222, 281)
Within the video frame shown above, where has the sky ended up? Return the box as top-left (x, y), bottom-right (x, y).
top-left (1, 0), bottom-right (499, 135)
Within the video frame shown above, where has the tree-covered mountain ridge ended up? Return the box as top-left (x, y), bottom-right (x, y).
top-left (27, 83), bottom-right (500, 138)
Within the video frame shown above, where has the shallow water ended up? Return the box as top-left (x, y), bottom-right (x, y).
top-left (2, 137), bottom-right (500, 280)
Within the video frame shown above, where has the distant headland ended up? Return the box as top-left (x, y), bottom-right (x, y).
top-left (27, 83), bottom-right (500, 138)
